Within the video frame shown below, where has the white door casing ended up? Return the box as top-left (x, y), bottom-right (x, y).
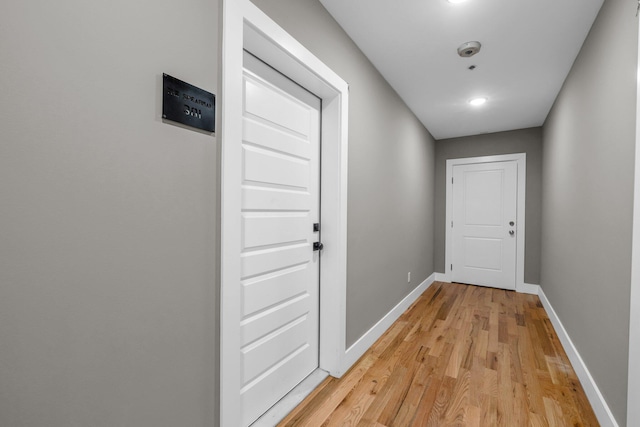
top-left (445, 154), bottom-right (526, 292)
top-left (627, 16), bottom-right (640, 425)
top-left (240, 52), bottom-right (321, 426)
top-left (451, 161), bottom-right (517, 290)
top-left (221, 2), bottom-right (349, 427)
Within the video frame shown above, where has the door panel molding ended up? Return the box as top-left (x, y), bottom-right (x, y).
top-left (221, 2), bottom-right (349, 426)
top-left (445, 153), bottom-right (526, 292)
top-left (239, 52), bottom-right (321, 426)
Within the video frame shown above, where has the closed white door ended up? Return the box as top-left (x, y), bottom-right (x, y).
top-left (451, 161), bottom-right (518, 290)
top-left (240, 52), bottom-right (321, 426)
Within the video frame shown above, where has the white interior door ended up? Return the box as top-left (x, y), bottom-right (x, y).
top-left (240, 51), bottom-right (321, 426)
top-left (451, 161), bottom-right (518, 290)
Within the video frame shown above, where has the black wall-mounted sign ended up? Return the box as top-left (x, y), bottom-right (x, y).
top-left (163, 74), bottom-right (215, 132)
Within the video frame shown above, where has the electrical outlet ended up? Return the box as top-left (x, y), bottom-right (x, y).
top-left (408, 272), bottom-right (411, 283)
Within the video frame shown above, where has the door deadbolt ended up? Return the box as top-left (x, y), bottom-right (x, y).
top-left (509, 221), bottom-right (515, 226)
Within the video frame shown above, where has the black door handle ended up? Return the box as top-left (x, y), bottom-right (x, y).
top-left (313, 242), bottom-right (324, 251)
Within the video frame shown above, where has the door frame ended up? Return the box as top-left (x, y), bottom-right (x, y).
top-left (627, 18), bottom-right (640, 424)
top-left (444, 153), bottom-right (527, 292)
top-left (220, 2), bottom-right (349, 426)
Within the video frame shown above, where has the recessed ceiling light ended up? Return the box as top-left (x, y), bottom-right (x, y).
top-left (469, 97), bottom-right (487, 106)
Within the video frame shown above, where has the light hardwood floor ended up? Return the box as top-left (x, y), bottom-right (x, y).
top-left (278, 282), bottom-right (599, 426)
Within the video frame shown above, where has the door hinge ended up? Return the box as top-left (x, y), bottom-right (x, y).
top-left (451, 264), bottom-right (453, 271)
top-left (451, 221), bottom-right (453, 228)
top-left (452, 177), bottom-right (454, 184)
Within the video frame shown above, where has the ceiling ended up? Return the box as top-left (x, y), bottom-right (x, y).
top-left (319, 0), bottom-right (604, 140)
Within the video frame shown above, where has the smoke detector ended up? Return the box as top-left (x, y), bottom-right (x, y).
top-left (457, 41), bottom-right (481, 58)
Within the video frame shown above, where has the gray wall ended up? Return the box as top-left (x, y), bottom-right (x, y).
top-left (540, 0), bottom-right (637, 424)
top-left (0, 1), bottom-right (220, 426)
top-left (434, 128), bottom-right (543, 284)
top-left (250, 0), bottom-right (436, 347)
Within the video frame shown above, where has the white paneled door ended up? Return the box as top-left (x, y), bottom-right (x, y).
top-left (451, 161), bottom-right (518, 290)
top-left (240, 51), bottom-right (321, 426)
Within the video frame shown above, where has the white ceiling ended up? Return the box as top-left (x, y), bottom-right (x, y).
top-left (319, 0), bottom-right (604, 140)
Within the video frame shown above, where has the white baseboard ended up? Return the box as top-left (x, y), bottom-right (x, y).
top-left (517, 282), bottom-right (540, 295)
top-left (537, 287), bottom-right (619, 427)
top-left (435, 272), bottom-right (450, 282)
top-left (341, 273), bottom-right (435, 372)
